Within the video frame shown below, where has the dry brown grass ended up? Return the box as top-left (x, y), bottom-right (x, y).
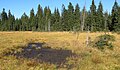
top-left (0, 31), bottom-right (120, 70)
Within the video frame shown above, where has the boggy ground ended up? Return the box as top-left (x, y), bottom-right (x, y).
top-left (6, 42), bottom-right (75, 68)
top-left (0, 32), bottom-right (120, 70)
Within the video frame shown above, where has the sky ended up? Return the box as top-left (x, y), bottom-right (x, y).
top-left (0, 0), bottom-right (119, 18)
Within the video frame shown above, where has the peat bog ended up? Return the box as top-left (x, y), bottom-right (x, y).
top-left (5, 42), bottom-right (75, 67)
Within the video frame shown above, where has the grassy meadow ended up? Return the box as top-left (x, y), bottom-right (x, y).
top-left (0, 32), bottom-right (120, 70)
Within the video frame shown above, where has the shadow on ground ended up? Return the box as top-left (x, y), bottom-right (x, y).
top-left (6, 42), bottom-right (74, 67)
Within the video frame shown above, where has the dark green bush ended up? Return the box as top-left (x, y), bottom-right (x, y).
top-left (93, 34), bottom-right (115, 50)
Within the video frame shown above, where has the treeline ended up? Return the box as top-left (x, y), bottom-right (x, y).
top-left (0, 0), bottom-right (120, 32)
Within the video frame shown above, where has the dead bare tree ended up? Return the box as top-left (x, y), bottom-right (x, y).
top-left (76, 1), bottom-right (86, 40)
top-left (48, 19), bottom-right (51, 32)
top-left (81, 2), bottom-right (86, 32)
top-left (104, 11), bottom-right (108, 35)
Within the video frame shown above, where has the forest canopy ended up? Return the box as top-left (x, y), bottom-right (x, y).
top-left (0, 0), bottom-right (120, 32)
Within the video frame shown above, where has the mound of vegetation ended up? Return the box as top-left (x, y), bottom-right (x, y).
top-left (93, 34), bottom-right (115, 50)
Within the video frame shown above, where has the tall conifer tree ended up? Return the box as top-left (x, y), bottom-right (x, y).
top-left (74, 4), bottom-right (81, 31)
top-left (90, 0), bottom-right (97, 31)
top-left (37, 4), bottom-right (44, 31)
top-left (68, 2), bottom-right (74, 31)
top-left (111, 0), bottom-right (119, 31)
top-left (96, 1), bottom-right (104, 31)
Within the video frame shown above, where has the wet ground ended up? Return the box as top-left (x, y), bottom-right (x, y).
top-left (6, 42), bottom-right (75, 67)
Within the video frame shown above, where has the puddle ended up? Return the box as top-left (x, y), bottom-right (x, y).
top-left (6, 42), bottom-right (75, 67)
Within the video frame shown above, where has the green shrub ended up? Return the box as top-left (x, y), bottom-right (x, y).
top-left (93, 34), bottom-right (115, 50)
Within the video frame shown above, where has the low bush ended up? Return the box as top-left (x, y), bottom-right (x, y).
top-left (93, 34), bottom-right (115, 50)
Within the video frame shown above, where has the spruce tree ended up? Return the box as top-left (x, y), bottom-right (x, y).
top-left (29, 8), bottom-right (37, 31)
top-left (61, 4), bottom-right (68, 31)
top-left (47, 7), bottom-right (51, 32)
top-left (0, 14), bottom-right (1, 30)
top-left (118, 6), bottom-right (120, 31)
top-left (43, 6), bottom-right (51, 31)
top-left (63, 3), bottom-right (68, 31)
top-left (68, 2), bottom-right (74, 31)
top-left (111, 0), bottom-right (119, 31)
top-left (85, 11), bottom-right (91, 31)
top-left (14, 18), bottom-right (19, 31)
top-left (51, 8), bottom-right (60, 31)
top-left (96, 1), bottom-right (104, 31)
top-left (107, 13), bottom-right (112, 32)
top-left (0, 13), bottom-right (1, 20)
top-left (1, 8), bottom-right (8, 31)
top-left (90, 0), bottom-right (97, 31)
top-left (30, 8), bottom-right (34, 31)
top-left (37, 4), bottom-right (44, 31)
top-left (16, 19), bottom-right (22, 31)
top-left (43, 7), bottom-right (46, 31)
top-left (8, 10), bottom-right (15, 31)
top-left (51, 8), bottom-right (56, 31)
top-left (115, 4), bottom-right (120, 32)
top-left (21, 13), bottom-right (29, 31)
top-left (56, 9), bottom-right (60, 31)
top-left (74, 4), bottom-right (81, 31)
top-left (1, 8), bottom-right (8, 22)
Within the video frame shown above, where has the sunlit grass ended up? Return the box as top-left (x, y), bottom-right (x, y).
top-left (0, 31), bottom-right (120, 70)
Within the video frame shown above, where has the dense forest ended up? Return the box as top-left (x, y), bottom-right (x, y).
top-left (0, 0), bottom-right (120, 32)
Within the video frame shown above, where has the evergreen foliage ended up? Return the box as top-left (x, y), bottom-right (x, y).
top-left (111, 0), bottom-right (119, 32)
top-left (93, 34), bottom-right (115, 50)
top-left (96, 1), bottom-right (104, 31)
top-left (51, 8), bottom-right (60, 31)
top-left (37, 4), bottom-right (44, 31)
top-left (90, 0), bottom-right (97, 32)
top-left (0, 1), bottom-right (120, 32)
top-left (74, 4), bottom-right (81, 31)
